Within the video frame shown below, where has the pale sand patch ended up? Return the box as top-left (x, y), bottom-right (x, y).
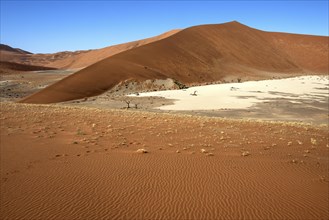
top-left (129, 75), bottom-right (328, 111)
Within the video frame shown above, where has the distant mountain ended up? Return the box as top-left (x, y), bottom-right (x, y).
top-left (20, 21), bottom-right (329, 104)
top-left (0, 44), bottom-right (32, 54)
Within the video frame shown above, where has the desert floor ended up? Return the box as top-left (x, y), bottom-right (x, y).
top-left (0, 71), bottom-right (329, 219)
top-left (1, 102), bottom-right (328, 219)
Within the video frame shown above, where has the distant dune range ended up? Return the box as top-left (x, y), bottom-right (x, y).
top-left (4, 21), bottom-right (327, 104)
top-left (0, 44), bottom-right (32, 55)
top-left (0, 29), bottom-right (181, 70)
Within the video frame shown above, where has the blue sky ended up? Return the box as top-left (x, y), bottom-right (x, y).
top-left (1, 1), bottom-right (328, 53)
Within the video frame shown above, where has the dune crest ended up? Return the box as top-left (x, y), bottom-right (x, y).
top-left (0, 29), bottom-right (181, 69)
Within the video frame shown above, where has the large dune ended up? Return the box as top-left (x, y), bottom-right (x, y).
top-left (0, 29), bottom-right (180, 69)
top-left (20, 21), bottom-right (329, 104)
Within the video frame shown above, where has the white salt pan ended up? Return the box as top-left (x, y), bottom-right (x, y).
top-left (129, 75), bottom-right (329, 111)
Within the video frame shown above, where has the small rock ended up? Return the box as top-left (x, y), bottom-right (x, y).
top-left (201, 149), bottom-right (207, 153)
top-left (241, 151), bottom-right (250, 157)
top-left (176, 150), bottom-right (180, 153)
top-left (319, 176), bottom-right (327, 182)
top-left (136, 149), bottom-right (148, 154)
top-left (287, 142), bottom-right (293, 146)
top-left (311, 138), bottom-right (317, 145)
top-left (206, 153), bottom-right (214, 156)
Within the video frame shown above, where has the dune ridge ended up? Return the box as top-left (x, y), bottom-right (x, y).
top-left (0, 29), bottom-right (181, 69)
top-left (0, 44), bottom-right (32, 54)
top-left (20, 21), bottom-right (329, 104)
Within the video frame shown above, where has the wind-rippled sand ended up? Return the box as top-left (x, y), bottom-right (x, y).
top-left (1, 103), bottom-right (328, 219)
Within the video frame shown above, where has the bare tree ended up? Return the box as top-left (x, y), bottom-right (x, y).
top-left (190, 91), bottom-right (197, 96)
top-left (124, 100), bottom-right (131, 108)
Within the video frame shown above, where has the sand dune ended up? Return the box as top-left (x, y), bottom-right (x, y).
top-left (0, 30), bottom-right (180, 69)
top-left (0, 44), bottom-right (32, 54)
top-left (265, 32), bottom-right (329, 73)
top-left (1, 103), bottom-right (328, 219)
top-left (20, 21), bottom-right (329, 104)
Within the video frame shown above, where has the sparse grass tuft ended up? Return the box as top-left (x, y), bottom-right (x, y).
top-left (77, 129), bottom-right (86, 135)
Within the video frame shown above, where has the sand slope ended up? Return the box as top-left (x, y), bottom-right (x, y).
top-left (0, 30), bottom-right (180, 69)
top-left (0, 44), bottom-right (32, 54)
top-left (1, 103), bottom-right (328, 219)
top-left (20, 21), bottom-right (329, 104)
top-left (266, 32), bottom-right (329, 73)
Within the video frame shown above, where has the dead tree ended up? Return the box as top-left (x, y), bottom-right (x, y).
top-left (190, 91), bottom-right (197, 96)
top-left (124, 100), bottom-right (131, 108)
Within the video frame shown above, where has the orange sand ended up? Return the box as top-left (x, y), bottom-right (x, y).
top-left (1, 103), bottom-right (328, 219)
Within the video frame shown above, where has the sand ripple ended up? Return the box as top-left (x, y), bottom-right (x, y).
top-left (1, 153), bottom-right (328, 219)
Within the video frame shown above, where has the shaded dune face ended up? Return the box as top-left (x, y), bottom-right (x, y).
top-left (0, 61), bottom-right (56, 73)
top-left (20, 21), bottom-right (329, 104)
top-left (0, 44), bottom-right (32, 54)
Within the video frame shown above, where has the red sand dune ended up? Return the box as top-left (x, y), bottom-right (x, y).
top-left (265, 32), bottom-right (329, 73)
top-left (20, 21), bottom-right (328, 104)
top-left (0, 30), bottom-right (180, 69)
top-left (0, 44), bottom-right (32, 54)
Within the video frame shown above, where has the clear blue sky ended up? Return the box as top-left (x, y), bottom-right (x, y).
top-left (1, 1), bottom-right (328, 54)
